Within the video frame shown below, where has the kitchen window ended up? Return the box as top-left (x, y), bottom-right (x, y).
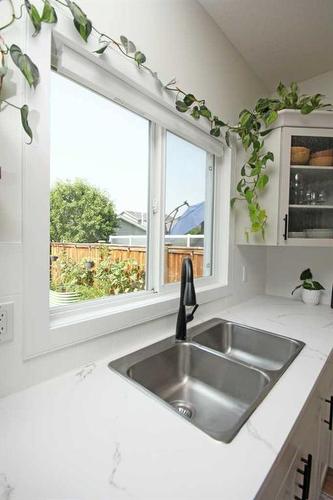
top-left (23, 29), bottom-right (230, 357)
top-left (49, 71), bottom-right (218, 312)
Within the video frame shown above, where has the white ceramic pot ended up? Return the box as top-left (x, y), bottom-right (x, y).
top-left (50, 290), bottom-right (81, 306)
top-left (301, 288), bottom-right (321, 306)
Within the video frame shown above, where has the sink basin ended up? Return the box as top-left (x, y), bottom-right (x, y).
top-left (127, 342), bottom-right (269, 442)
top-left (192, 319), bottom-right (302, 372)
top-left (109, 319), bottom-right (304, 443)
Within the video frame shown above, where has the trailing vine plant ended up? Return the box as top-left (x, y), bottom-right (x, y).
top-left (1, 0), bottom-right (331, 237)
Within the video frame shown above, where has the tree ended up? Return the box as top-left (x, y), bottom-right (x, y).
top-left (50, 179), bottom-right (119, 243)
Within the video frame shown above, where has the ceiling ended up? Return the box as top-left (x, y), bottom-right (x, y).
top-left (198, 0), bottom-right (333, 90)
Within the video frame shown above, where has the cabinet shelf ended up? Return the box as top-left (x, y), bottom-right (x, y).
top-left (289, 204), bottom-right (333, 209)
top-left (290, 165), bottom-right (333, 170)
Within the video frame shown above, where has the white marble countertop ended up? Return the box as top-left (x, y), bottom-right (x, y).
top-left (1, 294), bottom-right (333, 500)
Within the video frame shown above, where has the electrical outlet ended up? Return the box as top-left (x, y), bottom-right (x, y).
top-left (0, 302), bottom-right (13, 344)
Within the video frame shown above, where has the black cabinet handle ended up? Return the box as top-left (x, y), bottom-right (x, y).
top-left (325, 396), bottom-right (333, 430)
top-left (283, 214), bottom-right (288, 240)
top-left (295, 454), bottom-right (312, 500)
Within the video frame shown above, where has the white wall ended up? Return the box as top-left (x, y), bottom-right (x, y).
top-left (0, 0), bottom-right (268, 397)
top-left (298, 70), bottom-right (333, 104)
top-left (265, 70), bottom-right (333, 304)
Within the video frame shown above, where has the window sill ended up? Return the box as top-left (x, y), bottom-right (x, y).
top-left (48, 282), bottom-right (230, 353)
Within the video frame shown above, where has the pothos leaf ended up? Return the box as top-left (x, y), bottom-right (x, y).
top-left (210, 127), bottom-right (221, 137)
top-left (94, 43), bottom-right (109, 54)
top-left (120, 35), bottom-right (136, 54)
top-left (73, 18), bottom-right (92, 42)
top-left (190, 106), bottom-right (200, 120)
top-left (41, 0), bottom-right (58, 23)
top-left (20, 104), bottom-right (33, 144)
top-left (66, 1), bottom-right (92, 42)
top-left (25, 0), bottom-right (42, 37)
top-left (183, 94), bottom-right (196, 106)
top-left (134, 51), bottom-right (146, 65)
top-left (257, 174), bottom-right (269, 190)
top-left (175, 100), bottom-right (188, 113)
top-left (10, 44), bottom-right (40, 89)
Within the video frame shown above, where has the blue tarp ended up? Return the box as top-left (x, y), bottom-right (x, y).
top-left (170, 202), bottom-right (204, 235)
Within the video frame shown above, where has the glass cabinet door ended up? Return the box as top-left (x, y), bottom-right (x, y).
top-left (287, 133), bottom-right (333, 240)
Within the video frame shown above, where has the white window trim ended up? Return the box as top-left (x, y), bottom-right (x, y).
top-left (22, 19), bottom-right (232, 359)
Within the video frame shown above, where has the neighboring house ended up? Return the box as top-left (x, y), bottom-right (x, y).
top-left (114, 211), bottom-right (147, 236)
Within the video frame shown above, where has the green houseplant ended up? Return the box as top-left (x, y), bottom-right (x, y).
top-left (0, 0), bottom-right (331, 238)
top-left (291, 268), bottom-right (325, 305)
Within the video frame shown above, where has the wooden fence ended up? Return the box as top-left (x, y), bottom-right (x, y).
top-left (50, 242), bottom-right (204, 283)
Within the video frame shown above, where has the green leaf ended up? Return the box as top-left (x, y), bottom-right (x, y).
top-left (134, 51), bottom-right (146, 65)
top-left (230, 197), bottom-right (237, 208)
top-left (239, 110), bottom-right (252, 127)
top-left (263, 151), bottom-right (274, 163)
top-left (25, 0), bottom-right (42, 36)
top-left (251, 222), bottom-right (262, 232)
top-left (214, 116), bottom-right (226, 127)
top-left (312, 281), bottom-right (325, 291)
top-left (94, 44), bottom-right (109, 54)
top-left (66, 1), bottom-right (92, 42)
top-left (183, 94), bottom-right (196, 106)
top-left (277, 81), bottom-right (287, 98)
top-left (41, 0), bottom-right (58, 23)
top-left (301, 104), bottom-right (313, 114)
top-left (73, 18), bottom-right (92, 42)
top-left (20, 104), bottom-right (33, 144)
top-left (176, 100), bottom-right (188, 113)
top-left (257, 174), bottom-right (269, 190)
top-left (9, 44), bottom-right (22, 66)
top-left (10, 45), bottom-right (40, 89)
top-left (199, 105), bottom-right (211, 119)
top-left (237, 179), bottom-right (245, 193)
top-left (260, 128), bottom-right (273, 137)
top-left (120, 35), bottom-right (136, 54)
top-left (190, 106), bottom-right (200, 120)
top-left (300, 268), bottom-right (312, 280)
top-left (242, 134), bottom-right (251, 150)
top-left (210, 127), bottom-right (221, 137)
top-left (245, 190), bottom-right (253, 203)
top-left (265, 110), bottom-right (278, 126)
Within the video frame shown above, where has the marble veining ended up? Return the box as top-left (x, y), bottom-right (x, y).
top-left (245, 421), bottom-right (278, 457)
top-left (75, 362), bottom-right (96, 382)
top-left (109, 442), bottom-right (125, 491)
top-left (0, 295), bottom-right (332, 500)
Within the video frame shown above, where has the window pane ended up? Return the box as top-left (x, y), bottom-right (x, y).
top-left (50, 72), bottom-right (149, 307)
top-left (164, 132), bottom-right (214, 283)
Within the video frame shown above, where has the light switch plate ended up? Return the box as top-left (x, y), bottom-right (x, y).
top-left (0, 302), bottom-right (14, 344)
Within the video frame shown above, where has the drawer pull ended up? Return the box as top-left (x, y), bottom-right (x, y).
top-left (325, 396), bottom-right (333, 430)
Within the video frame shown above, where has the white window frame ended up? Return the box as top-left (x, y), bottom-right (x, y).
top-left (22, 20), bottom-right (232, 358)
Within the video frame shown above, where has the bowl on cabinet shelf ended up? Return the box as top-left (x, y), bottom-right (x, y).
top-left (309, 155), bottom-right (333, 166)
top-left (291, 146), bottom-right (310, 165)
top-left (311, 149), bottom-right (333, 158)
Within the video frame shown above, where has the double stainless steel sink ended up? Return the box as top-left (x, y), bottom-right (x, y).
top-left (109, 318), bottom-right (304, 443)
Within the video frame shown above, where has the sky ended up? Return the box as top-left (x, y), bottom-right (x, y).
top-left (50, 71), bottom-right (207, 215)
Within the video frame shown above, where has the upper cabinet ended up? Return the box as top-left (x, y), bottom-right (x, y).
top-left (235, 110), bottom-right (333, 246)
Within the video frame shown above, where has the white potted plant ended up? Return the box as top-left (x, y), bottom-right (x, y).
top-left (291, 268), bottom-right (325, 305)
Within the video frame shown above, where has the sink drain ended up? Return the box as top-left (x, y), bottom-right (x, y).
top-left (170, 400), bottom-right (194, 419)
